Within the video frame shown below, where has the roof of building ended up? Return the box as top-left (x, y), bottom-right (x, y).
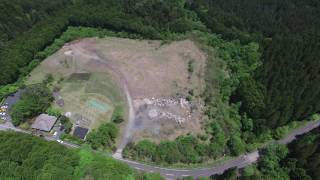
top-left (31, 114), bottom-right (57, 132)
top-left (73, 126), bottom-right (89, 139)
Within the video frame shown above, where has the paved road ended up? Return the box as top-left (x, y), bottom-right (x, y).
top-left (114, 120), bottom-right (320, 179)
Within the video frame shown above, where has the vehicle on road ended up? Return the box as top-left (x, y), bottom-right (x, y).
top-left (1, 117), bottom-right (6, 120)
top-left (53, 132), bottom-right (58, 136)
top-left (0, 112), bottom-right (6, 116)
top-left (57, 139), bottom-right (64, 143)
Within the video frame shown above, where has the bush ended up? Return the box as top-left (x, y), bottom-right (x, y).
top-left (273, 126), bottom-right (289, 140)
top-left (227, 135), bottom-right (246, 156)
top-left (134, 140), bottom-right (157, 160)
top-left (59, 115), bottom-right (73, 134)
top-left (86, 123), bottom-right (119, 150)
top-left (154, 141), bottom-right (181, 164)
top-left (112, 105), bottom-right (124, 124)
top-left (142, 172), bottom-right (165, 180)
top-left (46, 106), bottom-right (61, 117)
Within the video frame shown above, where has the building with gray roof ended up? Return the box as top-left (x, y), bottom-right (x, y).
top-left (31, 114), bottom-right (57, 132)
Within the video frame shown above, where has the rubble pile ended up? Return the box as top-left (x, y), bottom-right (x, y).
top-left (144, 97), bottom-right (190, 108)
top-left (144, 97), bottom-right (192, 124)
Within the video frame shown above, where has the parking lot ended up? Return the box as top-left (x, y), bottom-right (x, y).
top-left (0, 104), bottom-right (9, 122)
top-left (0, 89), bottom-right (25, 125)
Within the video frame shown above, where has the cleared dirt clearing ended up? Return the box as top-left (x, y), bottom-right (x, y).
top-left (27, 37), bottom-right (207, 142)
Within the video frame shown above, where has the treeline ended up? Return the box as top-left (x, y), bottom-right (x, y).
top-left (70, 0), bottom-right (205, 38)
top-left (124, 133), bottom-right (246, 164)
top-left (0, 131), bottom-right (165, 179)
top-left (0, 0), bottom-right (205, 86)
top-left (0, 15), bottom-right (69, 85)
top-left (0, 0), bottom-right (71, 47)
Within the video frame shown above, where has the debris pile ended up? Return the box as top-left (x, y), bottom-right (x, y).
top-left (144, 97), bottom-right (192, 124)
top-left (144, 97), bottom-right (190, 108)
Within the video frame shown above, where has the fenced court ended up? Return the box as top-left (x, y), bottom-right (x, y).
top-left (54, 73), bottom-right (125, 130)
top-left (87, 99), bottom-right (110, 112)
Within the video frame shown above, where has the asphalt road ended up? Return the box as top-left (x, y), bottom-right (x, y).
top-left (0, 120), bottom-right (319, 179)
top-left (115, 120), bottom-right (320, 179)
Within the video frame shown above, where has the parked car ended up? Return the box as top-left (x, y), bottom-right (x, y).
top-left (53, 132), bottom-right (58, 136)
top-left (57, 139), bottom-right (64, 143)
top-left (0, 112), bottom-right (6, 116)
top-left (0, 117), bottom-right (6, 120)
top-left (1, 106), bottom-right (8, 109)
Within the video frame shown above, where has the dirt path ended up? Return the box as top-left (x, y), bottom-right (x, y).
top-left (69, 44), bottom-right (135, 158)
top-left (113, 84), bottom-right (135, 158)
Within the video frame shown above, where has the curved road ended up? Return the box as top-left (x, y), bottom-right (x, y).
top-left (114, 120), bottom-right (320, 179)
top-left (1, 113), bottom-right (319, 179)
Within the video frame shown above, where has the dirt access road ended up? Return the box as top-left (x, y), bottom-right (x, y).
top-left (63, 38), bottom-right (205, 156)
top-left (68, 43), bottom-right (136, 158)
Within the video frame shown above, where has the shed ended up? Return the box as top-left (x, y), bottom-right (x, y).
top-left (73, 126), bottom-right (89, 139)
top-left (31, 114), bottom-right (57, 132)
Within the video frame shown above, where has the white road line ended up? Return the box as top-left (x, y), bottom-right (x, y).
top-left (134, 167), bottom-right (142, 170)
top-left (181, 174), bottom-right (189, 177)
top-left (165, 174), bottom-right (174, 176)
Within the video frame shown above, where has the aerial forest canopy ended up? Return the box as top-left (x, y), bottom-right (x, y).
top-left (0, 0), bottom-right (319, 158)
top-left (0, 132), bottom-right (135, 179)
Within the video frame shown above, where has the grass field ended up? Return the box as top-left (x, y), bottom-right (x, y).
top-left (27, 70), bottom-right (125, 130)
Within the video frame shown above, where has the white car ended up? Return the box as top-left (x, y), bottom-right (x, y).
top-left (0, 117), bottom-right (6, 120)
top-left (1, 106), bottom-right (8, 109)
top-left (53, 132), bottom-right (58, 136)
top-left (0, 112), bottom-right (5, 116)
top-left (57, 139), bottom-right (64, 143)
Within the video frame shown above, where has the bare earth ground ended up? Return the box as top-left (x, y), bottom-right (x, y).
top-left (27, 37), bottom-right (207, 143)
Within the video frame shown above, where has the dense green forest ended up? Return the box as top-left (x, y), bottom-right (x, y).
top-left (0, 131), bottom-right (164, 180)
top-left (1, 0), bottom-right (320, 169)
top-left (186, 0), bottom-right (320, 131)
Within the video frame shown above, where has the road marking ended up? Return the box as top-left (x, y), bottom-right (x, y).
top-left (181, 175), bottom-right (189, 177)
top-left (134, 167), bottom-right (142, 170)
top-left (165, 174), bottom-right (174, 176)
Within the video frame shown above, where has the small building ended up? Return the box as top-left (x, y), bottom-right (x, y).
top-left (73, 126), bottom-right (89, 140)
top-left (31, 114), bottom-right (57, 132)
